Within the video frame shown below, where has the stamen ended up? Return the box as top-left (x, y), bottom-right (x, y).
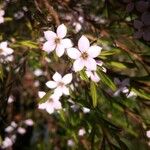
top-left (55, 38), bottom-right (60, 44)
top-left (81, 52), bottom-right (88, 60)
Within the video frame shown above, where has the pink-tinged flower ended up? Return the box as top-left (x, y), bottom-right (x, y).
top-left (146, 130), bottom-right (150, 138)
top-left (78, 128), bottom-right (86, 136)
top-left (1, 137), bottom-right (13, 149)
top-left (8, 95), bottom-right (14, 104)
top-left (85, 70), bottom-right (100, 82)
top-left (67, 139), bottom-right (75, 147)
top-left (67, 35), bottom-right (102, 72)
top-left (0, 41), bottom-right (14, 61)
top-left (17, 127), bottom-right (26, 135)
top-left (46, 72), bottom-right (72, 97)
top-left (43, 24), bottom-right (73, 57)
top-left (5, 126), bottom-right (14, 133)
top-left (38, 91), bottom-right (62, 114)
top-left (24, 119), bottom-right (34, 126)
top-left (0, 10), bottom-right (5, 24)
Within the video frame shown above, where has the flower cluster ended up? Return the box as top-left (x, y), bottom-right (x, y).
top-left (39, 24), bottom-right (103, 114)
top-left (42, 24), bottom-right (103, 74)
top-left (1, 119), bottom-right (34, 149)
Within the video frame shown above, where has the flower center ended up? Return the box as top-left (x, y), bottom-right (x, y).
top-left (55, 38), bottom-right (61, 44)
top-left (58, 82), bottom-right (64, 87)
top-left (81, 52), bottom-right (88, 60)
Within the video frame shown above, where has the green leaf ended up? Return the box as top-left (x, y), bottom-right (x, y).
top-left (90, 81), bottom-right (97, 107)
top-left (17, 41), bottom-right (38, 49)
top-left (108, 61), bottom-right (127, 69)
top-left (38, 91), bottom-right (52, 103)
top-left (79, 70), bottom-right (89, 81)
top-left (100, 48), bottom-right (120, 56)
top-left (132, 88), bottom-right (150, 100)
top-left (97, 70), bottom-right (116, 91)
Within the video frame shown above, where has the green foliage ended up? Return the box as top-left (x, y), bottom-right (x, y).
top-left (0, 0), bottom-right (150, 150)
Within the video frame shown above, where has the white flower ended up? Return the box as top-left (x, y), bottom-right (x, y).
top-left (67, 139), bottom-right (74, 147)
top-left (67, 35), bottom-right (102, 72)
top-left (82, 107), bottom-right (90, 113)
top-left (17, 127), bottom-right (26, 134)
top-left (85, 70), bottom-right (100, 82)
top-left (46, 72), bottom-right (72, 97)
top-left (8, 95), bottom-right (14, 104)
top-left (24, 119), bottom-right (34, 126)
top-left (5, 126), bottom-right (14, 133)
top-left (78, 128), bottom-right (86, 136)
top-left (43, 24), bottom-right (73, 57)
top-left (0, 10), bottom-right (5, 24)
top-left (34, 69), bottom-right (43, 76)
top-left (146, 130), bottom-right (150, 138)
top-left (1, 137), bottom-right (13, 149)
top-left (38, 91), bottom-right (62, 114)
top-left (0, 41), bottom-right (14, 61)
top-left (73, 22), bottom-right (82, 33)
top-left (5, 121), bottom-right (17, 133)
top-left (11, 121), bottom-right (17, 128)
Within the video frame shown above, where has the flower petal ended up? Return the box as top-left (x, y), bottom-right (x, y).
top-left (38, 91), bottom-right (46, 98)
top-left (85, 70), bottom-right (92, 78)
top-left (87, 45), bottom-right (102, 58)
top-left (44, 31), bottom-right (57, 41)
top-left (57, 24), bottom-right (67, 38)
top-left (67, 48), bottom-right (81, 59)
top-left (73, 58), bottom-right (85, 72)
top-left (38, 103), bottom-right (47, 109)
top-left (62, 73), bottom-right (72, 84)
top-left (52, 72), bottom-right (62, 82)
top-left (5, 48), bottom-right (14, 55)
top-left (85, 58), bottom-right (97, 70)
top-left (43, 41), bottom-right (55, 53)
top-left (46, 81), bottom-right (57, 89)
top-left (53, 100), bottom-right (62, 109)
top-left (0, 41), bottom-right (7, 49)
top-left (51, 93), bottom-right (60, 101)
top-left (56, 44), bottom-right (65, 57)
top-left (46, 104), bottom-right (54, 114)
top-left (0, 10), bottom-right (5, 16)
top-left (54, 87), bottom-right (63, 97)
top-left (61, 38), bottom-right (73, 48)
top-left (91, 72), bottom-right (100, 82)
top-left (62, 86), bottom-right (70, 95)
top-left (78, 35), bottom-right (90, 52)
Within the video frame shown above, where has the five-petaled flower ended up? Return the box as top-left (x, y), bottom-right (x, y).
top-left (46, 72), bottom-right (72, 97)
top-left (0, 41), bottom-right (14, 62)
top-left (38, 91), bottom-right (62, 114)
top-left (43, 24), bottom-right (73, 57)
top-left (67, 35), bottom-right (102, 72)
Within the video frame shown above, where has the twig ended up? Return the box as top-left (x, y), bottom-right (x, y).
top-left (42, 0), bottom-right (60, 26)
